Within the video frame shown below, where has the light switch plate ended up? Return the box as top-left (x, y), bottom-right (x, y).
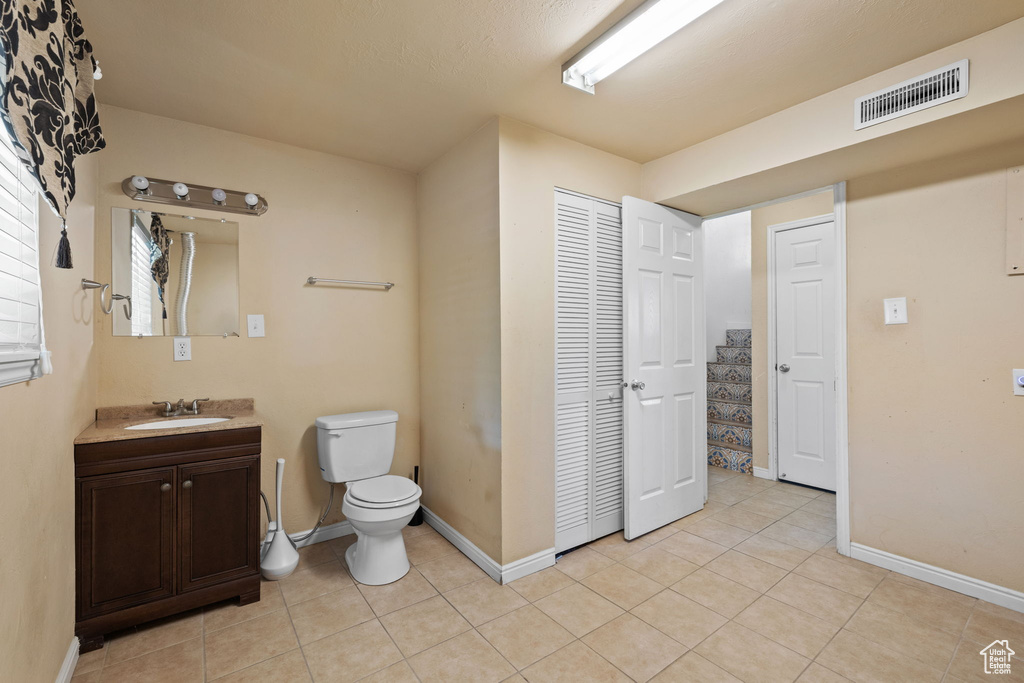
top-left (247, 314), bottom-right (265, 338)
top-left (1014, 369), bottom-right (1024, 396)
top-left (883, 297), bottom-right (908, 325)
top-left (173, 336), bottom-right (191, 361)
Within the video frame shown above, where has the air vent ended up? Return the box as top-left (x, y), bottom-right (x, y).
top-left (854, 59), bottom-right (968, 130)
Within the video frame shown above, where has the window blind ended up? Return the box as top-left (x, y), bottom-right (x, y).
top-left (130, 216), bottom-right (154, 336)
top-left (0, 128), bottom-right (45, 388)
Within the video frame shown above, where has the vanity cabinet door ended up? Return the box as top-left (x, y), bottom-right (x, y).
top-left (179, 456), bottom-right (259, 592)
top-left (77, 468), bottom-right (176, 619)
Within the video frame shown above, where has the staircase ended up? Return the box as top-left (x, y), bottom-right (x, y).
top-left (707, 328), bottom-right (753, 473)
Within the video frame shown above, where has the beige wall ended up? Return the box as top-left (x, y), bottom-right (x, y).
top-left (845, 142), bottom-right (1024, 591)
top-left (749, 192), bottom-right (835, 470)
top-left (417, 120), bottom-right (503, 561)
top-left (0, 157), bottom-right (98, 681)
top-left (497, 118), bottom-right (641, 563)
top-left (93, 106), bottom-right (420, 532)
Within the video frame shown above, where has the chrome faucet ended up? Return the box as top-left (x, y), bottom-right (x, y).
top-left (189, 398), bottom-right (210, 414)
top-left (152, 398), bottom-right (210, 417)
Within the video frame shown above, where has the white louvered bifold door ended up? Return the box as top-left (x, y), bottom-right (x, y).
top-left (555, 190), bottom-right (624, 553)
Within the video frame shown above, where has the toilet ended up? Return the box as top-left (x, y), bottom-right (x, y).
top-left (315, 410), bottom-right (421, 585)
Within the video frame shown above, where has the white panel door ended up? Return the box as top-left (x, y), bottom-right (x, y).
top-left (555, 190), bottom-right (624, 552)
top-left (775, 220), bottom-right (837, 491)
top-left (622, 197), bottom-right (705, 540)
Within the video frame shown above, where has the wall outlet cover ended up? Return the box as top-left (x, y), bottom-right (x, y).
top-left (1014, 369), bottom-right (1024, 396)
top-left (247, 314), bottom-right (265, 338)
top-left (883, 297), bottom-right (908, 325)
top-left (173, 336), bottom-right (191, 361)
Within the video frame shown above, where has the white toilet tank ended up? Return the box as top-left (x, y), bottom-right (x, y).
top-left (316, 410), bottom-right (398, 483)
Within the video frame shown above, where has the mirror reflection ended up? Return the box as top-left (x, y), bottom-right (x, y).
top-left (111, 208), bottom-right (240, 337)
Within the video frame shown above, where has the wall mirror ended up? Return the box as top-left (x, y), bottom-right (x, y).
top-left (111, 208), bottom-right (239, 337)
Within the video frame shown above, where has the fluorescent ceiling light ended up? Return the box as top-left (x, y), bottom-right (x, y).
top-left (562, 0), bottom-right (726, 94)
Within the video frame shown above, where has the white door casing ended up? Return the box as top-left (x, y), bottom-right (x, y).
top-left (773, 218), bottom-right (837, 491)
top-left (622, 197), bottom-right (706, 540)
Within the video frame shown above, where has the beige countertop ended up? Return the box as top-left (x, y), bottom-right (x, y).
top-left (74, 398), bottom-right (262, 445)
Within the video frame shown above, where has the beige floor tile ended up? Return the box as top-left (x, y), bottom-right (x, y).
top-left (793, 555), bottom-right (885, 598)
top-left (327, 533), bottom-right (357, 560)
top-left (671, 568), bottom-right (760, 618)
top-left (866, 577), bottom-right (974, 635)
top-left (748, 487), bottom-right (815, 509)
top-left (651, 651), bottom-right (742, 682)
top-left (357, 567), bottom-right (439, 616)
top-left (798, 497), bottom-right (837, 519)
top-left (204, 610), bottom-right (298, 680)
top-left (554, 546), bottom-right (615, 580)
top-left (289, 585), bottom-right (376, 645)
top-left (534, 583), bottom-right (624, 637)
top-left (656, 530), bottom-right (730, 565)
top-left (407, 630), bottom-right (515, 683)
top-left (624, 546), bottom-right (700, 586)
top-left (405, 531), bottom-right (459, 565)
top-left (104, 609), bottom-right (203, 665)
top-left (638, 523), bottom-right (680, 544)
top-left (706, 549), bottom-right (788, 593)
top-left (885, 572), bottom-right (977, 607)
top-left (631, 588), bottom-right (728, 648)
top-left (733, 534), bottom-right (812, 571)
top-left (779, 483), bottom-right (822, 499)
top-left (205, 582), bottom-right (286, 633)
top-left (73, 647), bottom-right (105, 676)
top-left (780, 509), bottom-right (837, 537)
top-left (278, 559), bottom-right (354, 606)
top-left (295, 542), bottom-right (340, 572)
top-left (735, 596), bottom-right (839, 658)
top-left (508, 566), bottom-right (575, 602)
top-left (359, 660), bottom-right (420, 683)
top-left (963, 606), bottom-right (1024, 648)
top-left (416, 550), bottom-right (488, 593)
top-left (707, 485), bottom-right (756, 506)
top-left (213, 649), bottom-right (311, 683)
top-left (670, 502), bottom-right (729, 529)
top-left (946, 637), bottom-right (1024, 682)
top-left (712, 506), bottom-right (776, 533)
top-left (974, 599), bottom-right (1024, 624)
top-left (379, 595), bottom-right (472, 656)
top-left (99, 638), bottom-right (204, 683)
top-left (766, 574), bottom-right (863, 627)
top-left (582, 614), bottom-right (687, 682)
top-left (845, 601), bottom-right (960, 669)
top-left (696, 622), bottom-right (810, 683)
top-left (303, 619), bottom-right (404, 683)
top-left (590, 530), bottom-right (651, 562)
top-left (816, 629), bottom-right (944, 683)
top-left (734, 498), bottom-right (799, 522)
top-left (797, 663), bottom-right (851, 682)
top-left (70, 672), bottom-right (100, 683)
top-left (522, 641), bottom-right (631, 682)
top-left (758, 522), bottom-right (833, 552)
top-left (403, 523), bottom-right (436, 539)
top-left (478, 604), bottom-right (575, 669)
top-left (582, 563), bottom-right (664, 610)
top-left (444, 577), bottom-right (529, 626)
top-left (685, 518), bottom-right (754, 547)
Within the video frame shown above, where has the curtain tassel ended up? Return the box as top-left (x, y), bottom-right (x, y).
top-left (56, 222), bottom-right (73, 269)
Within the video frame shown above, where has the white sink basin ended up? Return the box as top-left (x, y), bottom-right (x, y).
top-left (126, 417), bottom-right (231, 430)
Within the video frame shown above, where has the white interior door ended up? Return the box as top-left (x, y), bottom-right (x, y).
top-left (622, 197), bottom-right (706, 539)
top-left (774, 218), bottom-right (837, 491)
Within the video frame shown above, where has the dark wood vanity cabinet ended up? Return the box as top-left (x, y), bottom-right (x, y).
top-left (75, 427), bottom-right (261, 652)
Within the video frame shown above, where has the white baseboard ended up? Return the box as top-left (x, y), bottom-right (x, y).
top-left (55, 637), bottom-right (79, 683)
top-left (260, 520), bottom-right (354, 553)
top-left (850, 543), bottom-right (1024, 614)
top-left (421, 506), bottom-right (555, 584)
top-left (753, 466), bottom-right (774, 481)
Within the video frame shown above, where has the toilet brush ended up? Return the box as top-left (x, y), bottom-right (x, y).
top-left (260, 458), bottom-right (300, 580)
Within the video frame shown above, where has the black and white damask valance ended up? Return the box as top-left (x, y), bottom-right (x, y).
top-left (0, 0), bottom-right (105, 268)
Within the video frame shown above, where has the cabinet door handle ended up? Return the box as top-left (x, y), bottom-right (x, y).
top-left (182, 480), bottom-right (193, 489)
top-left (160, 482), bottom-right (171, 492)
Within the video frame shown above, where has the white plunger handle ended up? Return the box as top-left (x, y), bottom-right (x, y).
top-left (275, 458), bottom-right (285, 531)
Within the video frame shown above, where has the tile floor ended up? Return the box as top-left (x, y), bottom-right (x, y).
top-left (71, 467), bottom-right (1023, 682)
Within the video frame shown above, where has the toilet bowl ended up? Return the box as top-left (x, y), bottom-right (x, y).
top-left (341, 475), bottom-right (422, 585)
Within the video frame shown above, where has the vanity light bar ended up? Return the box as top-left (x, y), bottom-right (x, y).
top-left (121, 176), bottom-right (268, 216)
top-left (562, 0), bottom-right (726, 94)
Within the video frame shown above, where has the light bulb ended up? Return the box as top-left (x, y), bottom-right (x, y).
top-left (211, 188), bottom-right (227, 203)
top-left (131, 175), bottom-right (149, 191)
top-left (244, 193), bottom-right (259, 207)
top-left (173, 182), bottom-right (190, 198)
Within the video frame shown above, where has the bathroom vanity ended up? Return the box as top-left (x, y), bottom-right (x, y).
top-left (73, 400), bottom-right (262, 652)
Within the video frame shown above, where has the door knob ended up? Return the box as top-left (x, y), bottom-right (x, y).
top-left (182, 480), bottom-right (193, 489)
top-left (160, 483), bottom-right (171, 492)
top-left (630, 380), bottom-right (645, 390)
top-left (779, 364), bottom-right (791, 373)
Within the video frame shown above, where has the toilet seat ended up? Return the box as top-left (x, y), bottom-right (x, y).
top-left (346, 475), bottom-right (421, 509)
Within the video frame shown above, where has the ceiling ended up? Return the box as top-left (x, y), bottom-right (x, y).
top-left (78, 0), bottom-right (1024, 172)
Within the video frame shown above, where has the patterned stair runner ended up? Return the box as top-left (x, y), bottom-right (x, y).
top-left (708, 329), bottom-right (752, 473)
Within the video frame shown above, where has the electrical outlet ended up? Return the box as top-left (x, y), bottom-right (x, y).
top-left (883, 297), bottom-right (908, 325)
top-left (173, 336), bottom-right (191, 361)
top-left (247, 314), bottom-right (265, 338)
